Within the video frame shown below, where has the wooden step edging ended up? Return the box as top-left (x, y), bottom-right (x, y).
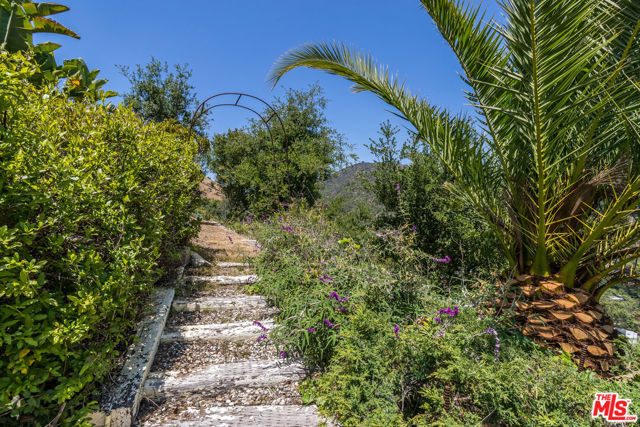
top-left (172, 295), bottom-right (267, 312)
top-left (141, 359), bottom-right (308, 399)
top-left (142, 405), bottom-right (325, 426)
top-left (89, 247), bottom-right (189, 426)
top-left (161, 319), bottom-right (276, 342)
top-left (183, 274), bottom-right (257, 285)
top-left (217, 261), bottom-right (251, 268)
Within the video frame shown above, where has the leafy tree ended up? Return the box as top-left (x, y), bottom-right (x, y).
top-left (207, 84), bottom-right (349, 215)
top-left (269, 0), bottom-right (640, 303)
top-left (367, 121), bottom-right (503, 279)
top-left (118, 57), bottom-right (208, 135)
top-left (366, 120), bottom-right (402, 213)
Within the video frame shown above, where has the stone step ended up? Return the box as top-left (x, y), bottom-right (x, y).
top-left (161, 320), bottom-right (275, 342)
top-left (140, 405), bottom-right (323, 426)
top-left (184, 275), bottom-right (256, 285)
top-left (142, 359), bottom-right (307, 399)
top-left (217, 262), bottom-right (251, 268)
top-left (172, 296), bottom-right (267, 312)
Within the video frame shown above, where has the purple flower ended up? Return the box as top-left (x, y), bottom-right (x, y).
top-left (396, 183), bottom-right (401, 196)
top-left (412, 225), bottom-right (417, 233)
top-left (338, 307), bottom-right (346, 312)
top-left (434, 317), bottom-right (441, 324)
top-left (406, 314), bottom-right (411, 320)
top-left (257, 334), bottom-right (267, 342)
top-left (434, 255), bottom-right (452, 263)
top-left (437, 306), bottom-right (459, 317)
top-left (323, 319), bottom-right (339, 328)
top-left (339, 297), bottom-right (348, 303)
top-left (319, 274), bottom-right (334, 282)
top-left (374, 232), bottom-right (383, 238)
top-left (306, 327), bottom-right (316, 332)
top-left (485, 328), bottom-right (500, 362)
top-left (328, 292), bottom-right (339, 300)
top-left (279, 351), bottom-right (288, 358)
top-left (253, 321), bottom-right (269, 332)
top-left (438, 330), bottom-right (445, 337)
top-left (227, 235), bottom-right (233, 243)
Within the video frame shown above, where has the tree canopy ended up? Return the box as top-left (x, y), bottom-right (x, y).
top-left (118, 57), bottom-right (208, 135)
top-left (207, 84), bottom-right (349, 215)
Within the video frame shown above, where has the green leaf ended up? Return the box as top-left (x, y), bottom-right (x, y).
top-left (30, 16), bottom-right (79, 38)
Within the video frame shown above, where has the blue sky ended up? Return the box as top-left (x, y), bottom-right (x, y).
top-left (41, 0), bottom-right (502, 163)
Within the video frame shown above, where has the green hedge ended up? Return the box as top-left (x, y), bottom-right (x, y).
top-left (0, 51), bottom-right (202, 424)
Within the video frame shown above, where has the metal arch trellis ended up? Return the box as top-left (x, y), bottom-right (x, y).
top-left (188, 92), bottom-right (291, 202)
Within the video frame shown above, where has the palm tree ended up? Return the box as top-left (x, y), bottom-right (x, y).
top-left (269, 0), bottom-right (640, 371)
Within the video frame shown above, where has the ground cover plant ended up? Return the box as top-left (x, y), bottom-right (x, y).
top-left (0, 51), bottom-right (202, 424)
top-left (269, 0), bottom-right (640, 371)
top-left (243, 205), bottom-right (639, 426)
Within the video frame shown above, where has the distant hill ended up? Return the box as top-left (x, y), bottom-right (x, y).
top-left (199, 177), bottom-right (223, 200)
top-left (319, 162), bottom-right (381, 211)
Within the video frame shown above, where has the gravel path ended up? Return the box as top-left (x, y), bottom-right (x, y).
top-left (166, 305), bottom-right (280, 326)
top-left (152, 339), bottom-right (277, 373)
top-left (137, 381), bottom-right (304, 424)
top-left (136, 222), bottom-right (326, 426)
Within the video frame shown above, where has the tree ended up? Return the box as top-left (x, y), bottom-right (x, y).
top-left (366, 121), bottom-right (502, 279)
top-left (269, 0), bottom-right (640, 369)
top-left (366, 121), bottom-right (402, 213)
top-left (118, 57), bottom-right (207, 135)
top-left (207, 84), bottom-right (349, 215)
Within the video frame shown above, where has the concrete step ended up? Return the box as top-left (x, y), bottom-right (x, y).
top-left (142, 359), bottom-right (307, 399)
top-left (161, 320), bottom-right (274, 342)
top-left (140, 405), bottom-right (323, 426)
top-left (172, 295), bottom-right (267, 312)
top-left (217, 262), bottom-right (251, 268)
top-left (183, 275), bottom-right (256, 285)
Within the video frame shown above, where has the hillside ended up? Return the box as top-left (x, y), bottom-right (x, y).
top-left (319, 162), bottom-right (381, 211)
top-left (199, 176), bottom-right (223, 200)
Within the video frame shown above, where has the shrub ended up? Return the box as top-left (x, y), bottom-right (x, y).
top-left (246, 206), bottom-right (640, 426)
top-left (0, 51), bottom-right (202, 424)
top-left (366, 120), bottom-right (504, 282)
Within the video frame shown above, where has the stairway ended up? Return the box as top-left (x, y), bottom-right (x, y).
top-left (135, 228), bottom-right (325, 426)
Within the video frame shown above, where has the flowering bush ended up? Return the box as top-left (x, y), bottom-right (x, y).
top-left (244, 206), bottom-right (640, 426)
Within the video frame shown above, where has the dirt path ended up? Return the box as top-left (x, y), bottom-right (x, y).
top-left (135, 222), bottom-right (326, 426)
